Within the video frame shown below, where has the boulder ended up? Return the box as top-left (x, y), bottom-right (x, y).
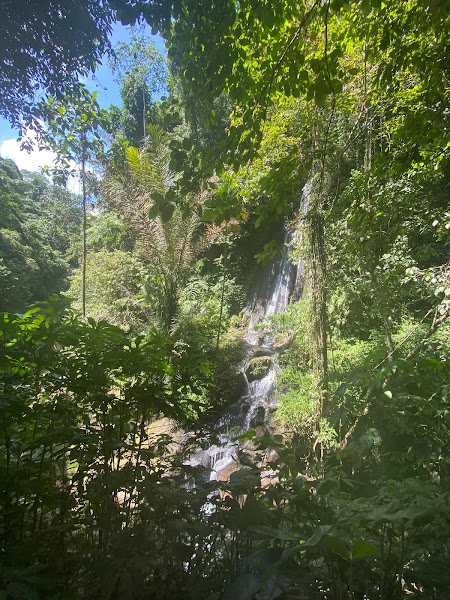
top-left (245, 356), bottom-right (272, 382)
top-left (272, 331), bottom-right (296, 352)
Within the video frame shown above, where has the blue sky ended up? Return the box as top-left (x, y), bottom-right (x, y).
top-left (0, 22), bottom-right (166, 174)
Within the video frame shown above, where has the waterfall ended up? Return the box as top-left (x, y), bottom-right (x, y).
top-left (190, 227), bottom-right (301, 480)
top-left (246, 228), bottom-right (298, 342)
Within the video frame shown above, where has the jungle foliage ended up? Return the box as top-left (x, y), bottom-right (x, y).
top-left (0, 158), bottom-right (82, 313)
top-left (1, 0), bottom-right (449, 599)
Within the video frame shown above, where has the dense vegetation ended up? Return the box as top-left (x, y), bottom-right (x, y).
top-left (0, 158), bottom-right (82, 312)
top-left (0, 1), bottom-right (449, 598)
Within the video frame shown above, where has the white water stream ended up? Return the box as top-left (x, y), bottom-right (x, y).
top-left (190, 228), bottom-right (301, 479)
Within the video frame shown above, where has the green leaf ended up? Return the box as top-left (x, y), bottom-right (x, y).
top-left (148, 204), bottom-right (160, 219)
top-left (182, 137), bottom-right (193, 150)
top-left (233, 429), bottom-right (256, 442)
top-left (335, 382), bottom-right (348, 397)
top-left (152, 191), bottom-right (165, 204)
top-left (160, 202), bottom-right (176, 223)
top-left (228, 468), bottom-right (260, 490)
top-left (250, 525), bottom-right (299, 541)
top-left (201, 208), bottom-right (219, 222)
top-left (324, 535), bottom-right (350, 558)
top-left (351, 539), bottom-right (379, 560)
top-left (316, 478), bottom-right (339, 495)
top-left (304, 525), bottom-right (333, 546)
top-left (314, 78), bottom-right (329, 107)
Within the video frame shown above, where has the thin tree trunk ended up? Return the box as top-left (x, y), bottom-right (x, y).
top-left (81, 145), bottom-right (87, 319)
top-left (310, 199), bottom-right (328, 384)
top-left (382, 311), bottom-right (394, 362)
top-left (142, 85), bottom-right (146, 142)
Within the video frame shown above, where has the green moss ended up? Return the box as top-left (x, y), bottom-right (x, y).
top-left (246, 356), bottom-right (272, 382)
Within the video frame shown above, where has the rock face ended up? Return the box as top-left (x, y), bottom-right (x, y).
top-left (147, 418), bottom-right (183, 454)
top-left (245, 356), bottom-right (273, 382)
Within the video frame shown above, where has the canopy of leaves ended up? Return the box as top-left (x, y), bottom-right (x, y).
top-left (0, 0), bottom-right (115, 127)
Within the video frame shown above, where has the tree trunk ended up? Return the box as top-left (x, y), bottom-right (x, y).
top-left (309, 192), bottom-right (328, 385)
top-left (81, 146), bottom-right (87, 319)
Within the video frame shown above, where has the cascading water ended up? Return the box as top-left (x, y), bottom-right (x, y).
top-left (246, 230), bottom-right (299, 335)
top-left (190, 227), bottom-right (301, 480)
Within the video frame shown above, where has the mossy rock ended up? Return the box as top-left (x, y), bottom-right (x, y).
top-left (273, 331), bottom-right (296, 352)
top-left (245, 356), bottom-right (272, 382)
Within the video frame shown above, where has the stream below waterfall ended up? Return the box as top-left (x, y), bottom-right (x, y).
top-left (190, 227), bottom-right (302, 480)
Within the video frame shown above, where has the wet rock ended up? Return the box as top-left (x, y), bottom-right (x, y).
top-left (235, 371), bottom-right (247, 397)
top-left (252, 346), bottom-right (276, 358)
top-left (216, 460), bottom-right (240, 482)
top-left (264, 447), bottom-right (280, 464)
top-left (264, 417), bottom-right (287, 439)
top-left (249, 406), bottom-right (267, 429)
top-left (245, 356), bottom-right (272, 382)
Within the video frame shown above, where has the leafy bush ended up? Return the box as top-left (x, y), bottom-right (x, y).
top-left (65, 249), bottom-right (149, 331)
top-left (275, 368), bottom-right (321, 433)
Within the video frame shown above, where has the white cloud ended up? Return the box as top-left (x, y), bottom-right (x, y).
top-left (0, 128), bottom-right (82, 195)
top-left (1, 134), bottom-right (56, 173)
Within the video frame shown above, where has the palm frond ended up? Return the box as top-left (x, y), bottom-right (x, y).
top-left (101, 125), bottom-right (214, 326)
